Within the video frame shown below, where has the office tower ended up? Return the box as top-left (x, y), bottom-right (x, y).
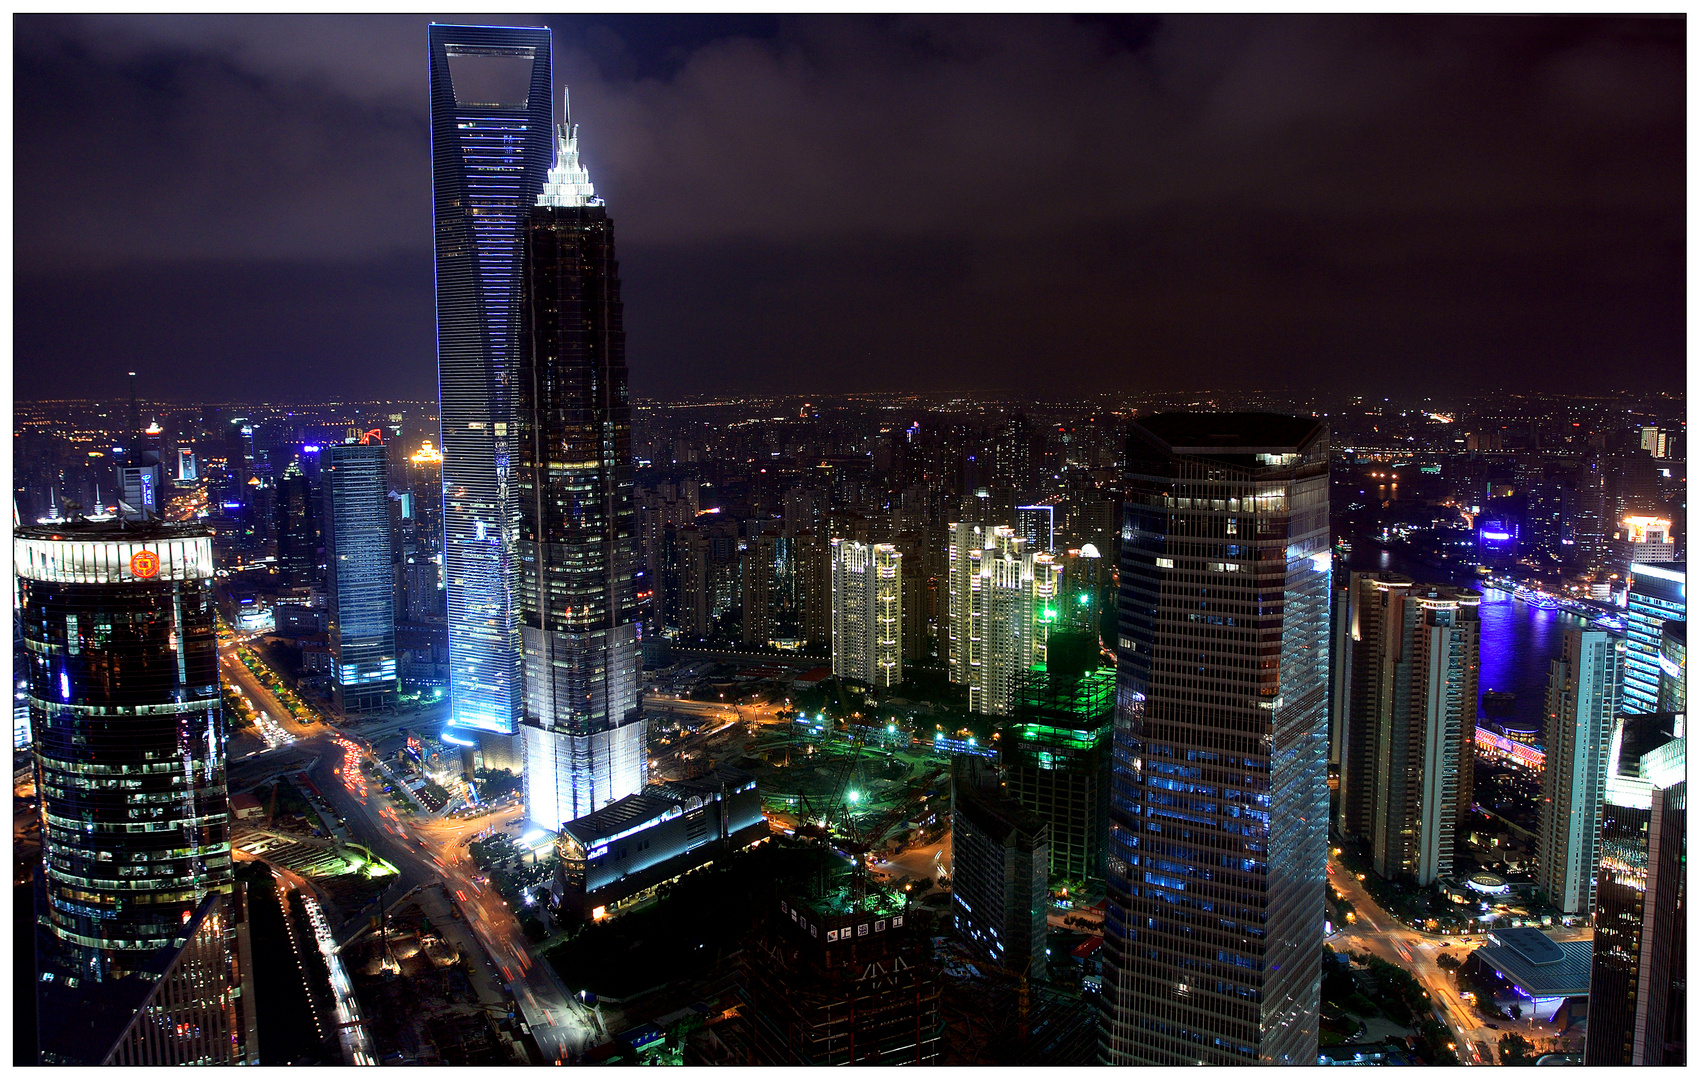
top-left (1585, 714), bottom-right (1685, 1065)
top-left (1005, 633), bottom-right (1113, 888)
top-left (736, 886), bottom-right (942, 1064)
top-left (516, 96), bottom-right (645, 831)
top-left (429, 23), bottom-right (554, 744)
top-left (1332, 572), bottom-right (1414, 843)
top-left (830, 540), bottom-right (902, 688)
top-left (1015, 504), bottom-right (1057, 554)
top-left (405, 440), bottom-right (445, 559)
top-left (1615, 515), bottom-right (1677, 569)
top-left (947, 523), bottom-right (1061, 716)
top-left (16, 522), bottom-right (255, 1064)
top-left (1657, 621), bottom-right (1685, 713)
top-left (1359, 585), bottom-right (1480, 886)
top-left (274, 457), bottom-right (318, 585)
top-left (1538, 626), bottom-right (1622, 915)
top-left (1103, 414), bottom-right (1330, 1066)
top-left (177, 446), bottom-right (197, 482)
top-left (404, 553), bottom-right (445, 622)
top-left (742, 529), bottom-right (781, 647)
top-left (1622, 562), bottom-right (1685, 714)
top-left (951, 756), bottom-right (1049, 978)
top-left (324, 439), bottom-right (399, 713)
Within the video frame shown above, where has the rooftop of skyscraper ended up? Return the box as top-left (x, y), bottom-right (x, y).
top-left (1134, 411), bottom-right (1325, 454)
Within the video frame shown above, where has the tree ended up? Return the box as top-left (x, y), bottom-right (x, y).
top-left (1498, 1032), bottom-right (1535, 1065)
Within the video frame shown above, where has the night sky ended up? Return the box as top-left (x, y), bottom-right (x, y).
top-left (14, 14), bottom-right (1685, 403)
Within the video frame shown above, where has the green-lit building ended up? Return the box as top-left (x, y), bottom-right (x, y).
top-left (1004, 634), bottom-right (1113, 890)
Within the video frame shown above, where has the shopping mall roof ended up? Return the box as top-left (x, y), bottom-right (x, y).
top-left (1475, 928), bottom-right (1591, 999)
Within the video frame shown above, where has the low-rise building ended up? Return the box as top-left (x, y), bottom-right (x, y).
top-left (550, 765), bottom-right (765, 920)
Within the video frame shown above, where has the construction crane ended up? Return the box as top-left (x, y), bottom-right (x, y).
top-left (964, 954), bottom-right (1034, 1043)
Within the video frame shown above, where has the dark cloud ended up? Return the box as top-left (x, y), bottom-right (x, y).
top-left (13, 14), bottom-right (1684, 402)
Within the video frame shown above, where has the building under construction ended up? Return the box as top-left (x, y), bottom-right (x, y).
top-left (1004, 639), bottom-right (1113, 890)
top-left (733, 883), bottom-right (942, 1064)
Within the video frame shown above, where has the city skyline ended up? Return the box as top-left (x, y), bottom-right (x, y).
top-left (10, 12), bottom-right (1685, 1069)
top-left (15, 14), bottom-right (1684, 403)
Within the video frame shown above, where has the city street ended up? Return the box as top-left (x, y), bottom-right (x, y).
top-left (1326, 856), bottom-right (1592, 1064)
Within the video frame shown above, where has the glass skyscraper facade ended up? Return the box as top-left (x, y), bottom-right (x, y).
top-left (1102, 414), bottom-right (1330, 1065)
top-left (15, 522), bottom-right (252, 1063)
top-left (1622, 562), bottom-right (1684, 715)
top-left (516, 101), bottom-right (646, 830)
top-left (429, 24), bottom-right (554, 743)
top-left (324, 439), bottom-right (399, 713)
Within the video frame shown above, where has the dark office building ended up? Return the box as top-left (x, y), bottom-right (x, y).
top-left (324, 440), bottom-right (399, 713)
top-left (429, 23), bottom-right (554, 745)
top-left (735, 884), bottom-right (942, 1064)
top-left (15, 522), bottom-right (254, 1064)
top-left (1584, 713), bottom-right (1685, 1066)
top-left (516, 94), bottom-right (645, 830)
top-left (1102, 414), bottom-right (1331, 1065)
top-left (273, 460), bottom-right (318, 585)
top-left (1005, 636), bottom-right (1113, 889)
top-left (951, 756), bottom-right (1049, 978)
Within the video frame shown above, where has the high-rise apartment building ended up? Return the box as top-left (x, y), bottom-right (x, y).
top-left (1103, 414), bottom-right (1330, 1066)
top-left (16, 522), bottom-right (255, 1064)
top-left (741, 529), bottom-right (781, 648)
top-left (1622, 562), bottom-right (1684, 715)
top-left (1333, 572), bottom-right (1414, 844)
top-left (429, 24), bottom-right (554, 746)
top-left (1584, 713), bottom-right (1684, 1065)
top-left (830, 539), bottom-right (902, 688)
top-left (324, 439), bottom-right (399, 713)
top-left (947, 523), bottom-right (1060, 716)
top-left (951, 756), bottom-right (1049, 978)
top-left (1538, 626), bottom-right (1622, 915)
top-left (516, 95), bottom-right (645, 831)
top-left (1358, 584), bottom-right (1480, 886)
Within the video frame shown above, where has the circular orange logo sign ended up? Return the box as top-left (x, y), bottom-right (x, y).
top-left (130, 550), bottom-right (160, 579)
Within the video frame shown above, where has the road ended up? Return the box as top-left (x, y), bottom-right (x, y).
top-left (225, 643), bottom-right (602, 1062)
top-left (1327, 856), bottom-right (1592, 1065)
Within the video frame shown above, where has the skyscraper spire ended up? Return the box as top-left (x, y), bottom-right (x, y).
top-left (538, 85), bottom-right (602, 208)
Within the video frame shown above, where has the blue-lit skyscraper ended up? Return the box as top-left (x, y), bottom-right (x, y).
top-left (429, 24), bottom-right (554, 749)
top-left (1622, 562), bottom-right (1684, 715)
top-left (324, 439), bottom-right (399, 713)
top-left (1102, 414), bottom-right (1331, 1065)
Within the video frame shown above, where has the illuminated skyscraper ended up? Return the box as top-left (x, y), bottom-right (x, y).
top-left (1102, 414), bottom-right (1330, 1066)
top-left (516, 94), bottom-right (645, 831)
top-left (1657, 621), bottom-right (1685, 713)
top-left (1585, 713), bottom-right (1684, 1065)
top-left (429, 24), bottom-right (554, 747)
top-left (16, 522), bottom-right (254, 1064)
top-left (1622, 562), bottom-right (1684, 715)
top-left (324, 439), bottom-right (399, 713)
top-left (830, 539), bottom-right (902, 688)
top-left (947, 523), bottom-right (1060, 716)
top-left (1538, 626), bottom-right (1622, 916)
